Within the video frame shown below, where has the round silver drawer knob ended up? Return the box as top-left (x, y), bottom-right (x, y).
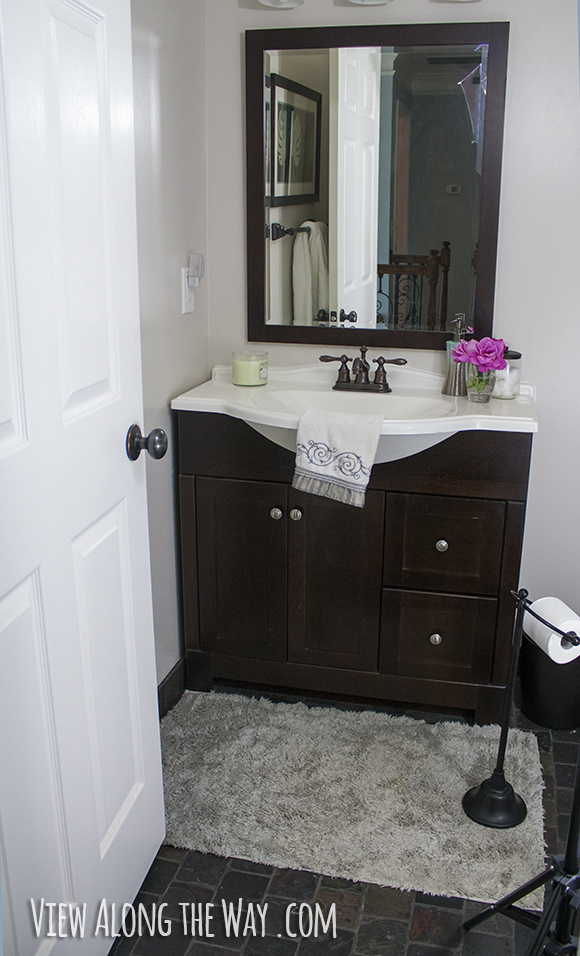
top-left (430, 633), bottom-right (442, 645)
top-left (435, 539), bottom-right (449, 552)
top-left (290, 509), bottom-right (303, 521)
top-left (270, 508), bottom-right (283, 520)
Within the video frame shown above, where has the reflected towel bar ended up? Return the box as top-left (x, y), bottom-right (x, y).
top-left (266, 222), bottom-right (312, 241)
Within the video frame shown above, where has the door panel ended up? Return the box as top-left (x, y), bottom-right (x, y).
top-left (0, 87), bottom-right (26, 458)
top-left (43, 0), bottom-right (119, 419)
top-left (0, 573), bottom-right (75, 952)
top-left (288, 488), bottom-right (384, 670)
top-left (196, 477), bottom-right (288, 661)
top-left (72, 504), bottom-right (146, 855)
top-left (328, 47), bottom-right (381, 327)
top-left (0, 0), bottom-right (165, 951)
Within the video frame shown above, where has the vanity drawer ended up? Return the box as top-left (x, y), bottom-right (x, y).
top-left (379, 588), bottom-right (497, 684)
top-left (384, 494), bottom-right (505, 595)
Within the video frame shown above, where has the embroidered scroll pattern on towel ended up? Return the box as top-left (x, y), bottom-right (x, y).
top-left (296, 440), bottom-right (371, 483)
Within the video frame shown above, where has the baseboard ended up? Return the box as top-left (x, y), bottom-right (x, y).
top-left (185, 649), bottom-right (214, 691)
top-left (157, 658), bottom-right (186, 718)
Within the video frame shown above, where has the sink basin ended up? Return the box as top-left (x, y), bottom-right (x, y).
top-left (252, 387), bottom-right (455, 421)
top-left (171, 363), bottom-right (538, 463)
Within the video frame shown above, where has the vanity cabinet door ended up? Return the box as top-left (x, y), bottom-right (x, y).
top-left (196, 477), bottom-right (288, 661)
top-left (384, 494), bottom-right (506, 596)
top-left (287, 488), bottom-right (384, 671)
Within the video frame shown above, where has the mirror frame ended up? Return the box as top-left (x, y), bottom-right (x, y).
top-left (246, 21), bottom-right (509, 349)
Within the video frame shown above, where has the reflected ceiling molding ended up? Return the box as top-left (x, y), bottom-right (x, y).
top-left (257, 0), bottom-right (304, 6)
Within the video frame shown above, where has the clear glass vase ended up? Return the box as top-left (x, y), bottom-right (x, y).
top-left (466, 365), bottom-right (496, 403)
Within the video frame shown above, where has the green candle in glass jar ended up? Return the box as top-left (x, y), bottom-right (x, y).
top-left (232, 350), bottom-right (268, 386)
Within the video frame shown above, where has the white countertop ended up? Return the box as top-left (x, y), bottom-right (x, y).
top-left (171, 363), bottom-right (538, 437)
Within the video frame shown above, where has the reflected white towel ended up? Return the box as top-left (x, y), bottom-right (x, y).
top-left (292, 221), bottom-right (329, 326)
top-left (292, 407), bottom-right (383, 508)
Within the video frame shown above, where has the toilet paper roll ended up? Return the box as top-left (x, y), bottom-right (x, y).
top-left (524, 596), bottom-right (580, 664)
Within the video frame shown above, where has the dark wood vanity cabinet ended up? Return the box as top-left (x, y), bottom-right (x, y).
top-left (188, 476), bottom-right (384, 672)
top-left (177, 411), bottom-right (532, 724)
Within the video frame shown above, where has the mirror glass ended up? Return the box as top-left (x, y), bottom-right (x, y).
top-left (246, 23), bottom-right (509, 350)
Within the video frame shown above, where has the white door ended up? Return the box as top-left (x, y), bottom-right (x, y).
top-left (0, 0), bottom-right (165, 953)
top-left (328, 48), bottom-right (381, 329)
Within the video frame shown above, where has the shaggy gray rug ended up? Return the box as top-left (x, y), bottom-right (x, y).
top-left (160, 691), bottom-right (545, 905)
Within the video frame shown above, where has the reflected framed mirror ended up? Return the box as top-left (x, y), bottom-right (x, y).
top-left (246, 22), bottom-right (509, 349)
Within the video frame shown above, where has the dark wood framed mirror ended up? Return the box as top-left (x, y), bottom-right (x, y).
top-left (246, 21), bottom-right (509, 350)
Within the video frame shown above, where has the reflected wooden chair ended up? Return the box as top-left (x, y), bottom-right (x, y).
top-left (377, 241), bottom-right (450, 331)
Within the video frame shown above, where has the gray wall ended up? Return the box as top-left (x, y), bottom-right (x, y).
top-left (204, 0), bottom-right (580, 612)
top-left (132, 0), bottom-right (210, 682)
top-left (133, 0), bottom-right (580, 681)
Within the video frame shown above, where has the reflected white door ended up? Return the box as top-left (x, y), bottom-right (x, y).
top-left (328, 48), bottom-right (381, 329)
top-left (0, 0), bottom-right (165, 953)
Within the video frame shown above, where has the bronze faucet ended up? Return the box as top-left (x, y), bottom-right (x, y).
top-left (320, 347), bottom-right (407, 393)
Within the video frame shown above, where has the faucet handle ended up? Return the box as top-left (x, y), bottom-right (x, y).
top-left (373, 356), bottom-right (388, 386)
top-left (319, 353), bottom-right (352, 383)
top-left (373, 356), bottom-right (407, 390)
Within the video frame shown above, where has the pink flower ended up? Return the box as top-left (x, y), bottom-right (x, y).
top-left (451, 339), bottom-right (478, 363)
top-left (451, 337), bottom-right (506, 374)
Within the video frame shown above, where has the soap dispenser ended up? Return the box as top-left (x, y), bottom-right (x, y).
top-left (441, 313), bottom-right (469, 396)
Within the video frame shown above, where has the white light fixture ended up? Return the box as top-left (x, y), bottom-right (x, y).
top-left (348, 0), bottom-right (393, 5)
top-left (257, 0), bottom-right (304, 7)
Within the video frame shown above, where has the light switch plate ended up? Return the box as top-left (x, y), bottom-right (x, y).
top-left (181, 267), bottom-right (194, 313)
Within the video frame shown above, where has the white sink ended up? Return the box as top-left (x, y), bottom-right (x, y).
top-left (252, 387), bottom-right (455, 420)
top-left (171, 363), bottom-right (538, 463)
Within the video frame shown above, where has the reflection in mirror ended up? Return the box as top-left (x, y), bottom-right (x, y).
top-left (247, 24), bottom-right (509, 350)
top-left (265, 44), bottom-right (487, 332)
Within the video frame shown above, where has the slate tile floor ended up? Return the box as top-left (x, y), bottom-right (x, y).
top-left (110, 689), bottom-right (580, 956)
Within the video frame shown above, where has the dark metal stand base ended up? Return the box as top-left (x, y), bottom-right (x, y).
top-left (463, 589), bottom-right (580, 954)
top-left (463, 856), bottom-right (580, 956)
top-left (332, 381), bottom-right (392, 393)
top-left (462, 769), bottom-right (527, 828)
